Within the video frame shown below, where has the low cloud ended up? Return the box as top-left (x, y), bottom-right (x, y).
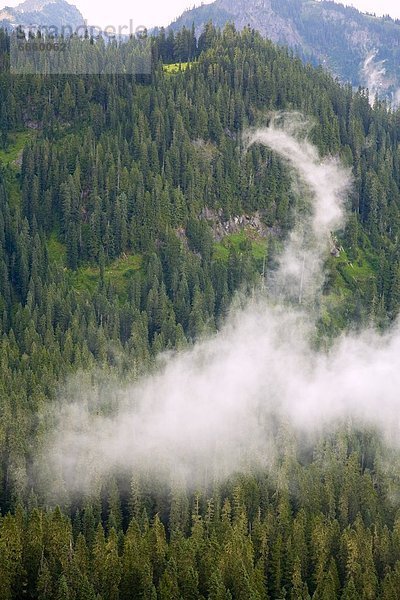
top-left (37, 114), bottom-right (400, 499)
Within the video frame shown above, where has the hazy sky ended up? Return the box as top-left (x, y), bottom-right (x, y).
top-left (345, 0), bottom-right (400, 17)
top-left (6, 0), bottom-right (400, 32)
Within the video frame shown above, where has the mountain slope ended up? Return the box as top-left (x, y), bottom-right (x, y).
top-left (170, 0), bottom-right (400, 100)
top-left (1, 24), bottom-right (400, 598)
top-left (0, 0), bottom-right (84, 31)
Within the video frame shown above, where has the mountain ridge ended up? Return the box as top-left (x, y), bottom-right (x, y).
top-left (0, 0), bottom-right (84, 31)
top-left (169, 0), bottom-right (400, 100)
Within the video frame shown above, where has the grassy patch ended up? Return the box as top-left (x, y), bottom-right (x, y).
top-left (163, 62), bottom-right (192, 74)
top-left (214, 230), bottom-right (267, 266)
top-left (47, 233), bottom-right (67, 266)
top-left (72, 254), bottom-right (142, 297)
top-left (331, 248), bottom-right (376, 291)
top-left (0, 131), bottom-right (33, 209)
top-left (0, 131), bottom-right (32, 168)
top-left (213, 243), bottom-right (229, 262)
top-left (319, 246), bottom-right (377, 335)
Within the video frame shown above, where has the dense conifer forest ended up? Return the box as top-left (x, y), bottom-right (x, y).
top-left (1, 23), bottom-right (400, 598)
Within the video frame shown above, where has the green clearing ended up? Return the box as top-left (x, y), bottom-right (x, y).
top-left (47, 233), bottom-right (67, 266)
top-left (71, 253), bottom-right (142, 297)
top-left (0, 131), bottom-right (33, 209)
top-left (214, 230), bottom-right (267, 265)
top-left (0, 131), bottom-right (32, 168)
top-left (331, 247), bottom-right (376, 291)
top-left (47, 232), bottom-right (143, 297)
top-left (320, 247), bottom-right (377, 333)
top-left (163, 62), bottom-right (192, 74)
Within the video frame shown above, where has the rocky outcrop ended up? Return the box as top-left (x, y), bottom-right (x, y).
top-left (201, 208), bottom-right (271, 242)
top-left (216, 0), bottom-right (302, 46)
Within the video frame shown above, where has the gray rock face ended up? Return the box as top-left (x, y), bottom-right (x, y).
top-left (0, 0), bottom-right (84, 31)
top-left (216, 0), bottom-right (302, 45)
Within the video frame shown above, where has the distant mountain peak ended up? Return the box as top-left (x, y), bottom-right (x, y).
top-left (0, 0), bottom-right (85, 30)
top-left (17, 0), bottom-right (57, 12)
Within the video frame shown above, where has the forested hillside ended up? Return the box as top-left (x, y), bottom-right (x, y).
top-left (169, 0), bottom-right (400, 100)
top-left (1, 24), bottom-right (400, 598)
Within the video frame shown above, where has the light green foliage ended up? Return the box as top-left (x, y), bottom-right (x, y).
top-left (0, 131), bottom-right (32, 167)
top-left (163, 62), bottom-right (193, 74)
top-left (71, 254), bottom-right (142, 296)
top-left (214, 231), bottom-right (267, 265)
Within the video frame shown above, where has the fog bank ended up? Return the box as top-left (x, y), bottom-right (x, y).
top-left (39, 114), bottom-right (400, 496)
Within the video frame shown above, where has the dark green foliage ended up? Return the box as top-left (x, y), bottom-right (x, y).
top-left (0, 435), bottom-right (398, 599)
top-left (0, 22), bottom-right (400, 599)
